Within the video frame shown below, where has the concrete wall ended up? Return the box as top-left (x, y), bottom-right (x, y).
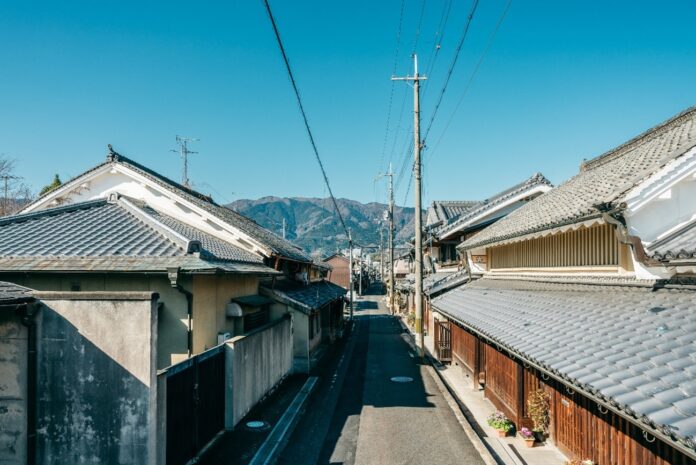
top-left (34, 292), bottom-right (158, 465)
top-left (191, 274), bottom-right (259, 353)
top-left (3, 273), bottom-right (188, 369)
top-left (291, 310), bottom-right (310, 373)
top-left (225, 314), bottom-right (293, 428)
top-left (0, 311), bottom-right (28, 465)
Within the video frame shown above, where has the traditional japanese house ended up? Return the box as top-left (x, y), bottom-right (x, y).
top-left (433, 105), bottom-right (696, 464)
top-left (323, 253), bottom-right (350, 289)
top-left (261, 279), bottom-right (345, 373)
top-left (0, 147), bottom-right (324, 369)
top-left (425, 173), bottom-right (552, 272)
top-left (418, 175), bottom-right (552, 334)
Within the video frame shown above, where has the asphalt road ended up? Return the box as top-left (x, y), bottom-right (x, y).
top-left (277, 285), bottom-right (486, 465)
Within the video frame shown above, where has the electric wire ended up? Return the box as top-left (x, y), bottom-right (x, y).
top-left (262, 0), bottom-right (349, 238)
top-left (422, 0), bottom-right (453, 98)
top-left (422, 0), bottom-right (480, 144)
top-left (429, 0), bottom-right (513, 159)
top-left (378, 0), bottom-right (406, 174)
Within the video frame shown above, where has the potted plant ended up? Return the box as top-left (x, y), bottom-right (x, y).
top-left (518, 427), bottom-right (535, 448)
top-left (527, 389), bottom-right (550, 442)
top-left (486, 411), bottom-right (513, 437)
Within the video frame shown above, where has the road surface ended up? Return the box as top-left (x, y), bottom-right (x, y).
top-left (277, 284), bottom-right (486, 465)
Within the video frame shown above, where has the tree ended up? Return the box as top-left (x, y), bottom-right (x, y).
top-left (0, 155), bottom-right (34, 216)
top-left (39, 174), bottom-right (62, 196)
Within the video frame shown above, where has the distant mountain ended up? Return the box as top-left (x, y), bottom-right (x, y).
top-left (227, 197), bottom-right (416, 259)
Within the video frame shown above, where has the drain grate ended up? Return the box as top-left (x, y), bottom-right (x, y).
top-left (245, 420), bottom-right (271, 431)
top-left (390, 376), bottom-right (414, 383)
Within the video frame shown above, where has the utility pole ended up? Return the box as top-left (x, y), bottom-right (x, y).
top-left (358, 248), bottom-right (363, 297)
top-left (376, 163), bottom-right (395, 314)
top-left (282, 218), bottom-right (286, 239)
top-left (1, 175), bottom-right (20, 216)
top-left (171, 135), bottom-right (199, 188)
top-left (393, 55), bottom-right (426, 357)
top-left (348, 230), bottom-right (354, 320)
top-left (379, 227), bottom-right (384, 286)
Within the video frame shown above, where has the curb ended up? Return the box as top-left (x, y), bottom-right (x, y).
top-left (395, 316), bottom-right (501, 465)
top-left (248, 376), bottom-right (319, 465)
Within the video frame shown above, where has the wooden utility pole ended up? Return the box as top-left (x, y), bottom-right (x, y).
top-left (358, 248), bottom-right (363, 297)
top-left (379, 227), bottom-right (384, 286)
top-left (348, 230), bottom-right (354, 319)
top-left (376, 163), bottom-right (395, 314)
top-left (393, 55), bottom-right (426, 357)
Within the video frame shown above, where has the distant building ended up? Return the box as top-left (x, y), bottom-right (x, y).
top-left (323, 253), bottom-right (350, 289)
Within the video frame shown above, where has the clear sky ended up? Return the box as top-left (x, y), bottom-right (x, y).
top-left (1, 1), bottom-right (696, 207)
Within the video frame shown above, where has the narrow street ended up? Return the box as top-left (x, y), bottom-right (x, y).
top-left (277, 285), bottom-right (486, 465)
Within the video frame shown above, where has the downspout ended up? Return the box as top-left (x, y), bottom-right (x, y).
top-left (168, 268), bottom-right (194, 357)
top-left (17, 302), bottom-right (38, 465)
top-left (596, 202), bottom-right (662, 267)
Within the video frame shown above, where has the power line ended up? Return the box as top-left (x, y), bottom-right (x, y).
top-left (429, 0), bottom-right (513, 159)
top-left (378, 0), bottom-right (406, 174)
top-left (411, 0), bottom-right (427, 54)
top-left (422, 0), bottom-right (453, 98)
top-left (262, 0), bottom-right (349, 238)
top-left (422, 0), bottom-right (480, 144)
top-left (401, 0), bottom-right (482, 205)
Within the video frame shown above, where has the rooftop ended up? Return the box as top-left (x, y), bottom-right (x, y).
top-left (462, 105), bottom-right (696, 250)
top-left (426, 200), bottom-right (479, 228)
top-left (23, 149), bottom-right (313, 264)
top-left (432, 277), bottom-right (696, 453)
top-left (260, 279), bottom-right (346, 313)
top-left (0, 196), bottom-right (276, 275)
top-left (0, 281), bottom-right (34, 306)
top-left (433, 173), bottom-right (552, 241)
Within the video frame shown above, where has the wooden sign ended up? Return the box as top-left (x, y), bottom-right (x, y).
top-left (471, 255), bottom-right (487, 264)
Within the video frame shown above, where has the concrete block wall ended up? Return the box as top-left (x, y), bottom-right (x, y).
top-left (0, 312), bottom-right (28, 465)
top-left (34, 292), bottom-right (159, 465)
top-left (225, 314), bottom-right (293, 428)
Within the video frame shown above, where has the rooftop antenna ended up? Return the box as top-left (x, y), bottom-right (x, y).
top-left (171, 136), bottom-right (199, 188)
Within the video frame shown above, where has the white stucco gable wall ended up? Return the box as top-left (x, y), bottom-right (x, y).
top-left (21, 163), bottom-right (271, 258)
top-left (624, 146), bottom-right (696, 244)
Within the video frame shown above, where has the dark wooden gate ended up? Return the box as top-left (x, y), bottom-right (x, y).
top-left (166, 346), bottom-right (226, 465)
top-left (434, 319), bottom-right (452, 362)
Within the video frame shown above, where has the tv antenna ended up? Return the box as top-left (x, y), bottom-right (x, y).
top-left (171, 136), bottom-right (199, 187)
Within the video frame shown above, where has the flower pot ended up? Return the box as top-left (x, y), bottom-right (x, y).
top-left (496, 429), bottom-right (507, 438)
top-left (533, 430), bottom-right (545, 443)
top-left (524, 438), bottom-right (535, 448)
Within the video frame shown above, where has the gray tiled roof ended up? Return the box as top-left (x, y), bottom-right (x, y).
top-left (0, 281), bottom-right (34, 305)
top-left (0, 200), bottom-right (184, 257)
top-left (425, 269), bottom-right (469, 296)
top-left (434, 173), bottom-right (552, 240)
top-left (426, 201), bottom-right (479, 227)
top-left (462, 106), bottom-right (696, 250)
top-left (432, 278), bottom-right (696, 448)
top-left (646, 219), bottom-right (696, 262)
top-left (260, 279), bottom-right (346, 313)
top-left (0, 198), bottom-right (275, 274)
top-left (111, 153), bottom-right (311, 263)
top-left (25, 151), bottom-right (313, 263)
top-left (113, 152), bottom-right (312, 263)
top-left (138, 205), bottom-right (264, 264)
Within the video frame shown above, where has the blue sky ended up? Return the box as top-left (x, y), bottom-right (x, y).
top-left (1, 1), bottom-right (695, 207)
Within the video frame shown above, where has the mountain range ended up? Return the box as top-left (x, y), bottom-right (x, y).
top-left (227, 197), bottom-right (416, 259)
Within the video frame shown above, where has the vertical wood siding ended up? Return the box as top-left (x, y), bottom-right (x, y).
top-left (451, 323), bottom-right (477, 374)
top-left (488, 223), bottom-right (619, 269)
top-left (476, 336), bottom-right (696, 465)
top-left (484, 344), bottom-right (520, 424)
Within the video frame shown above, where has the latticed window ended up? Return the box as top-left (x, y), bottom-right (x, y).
top-left (488, 223), bottom-right (619, 269)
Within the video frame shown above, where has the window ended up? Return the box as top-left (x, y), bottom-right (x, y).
top-left (243, 307), bottom-right (269, 333)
